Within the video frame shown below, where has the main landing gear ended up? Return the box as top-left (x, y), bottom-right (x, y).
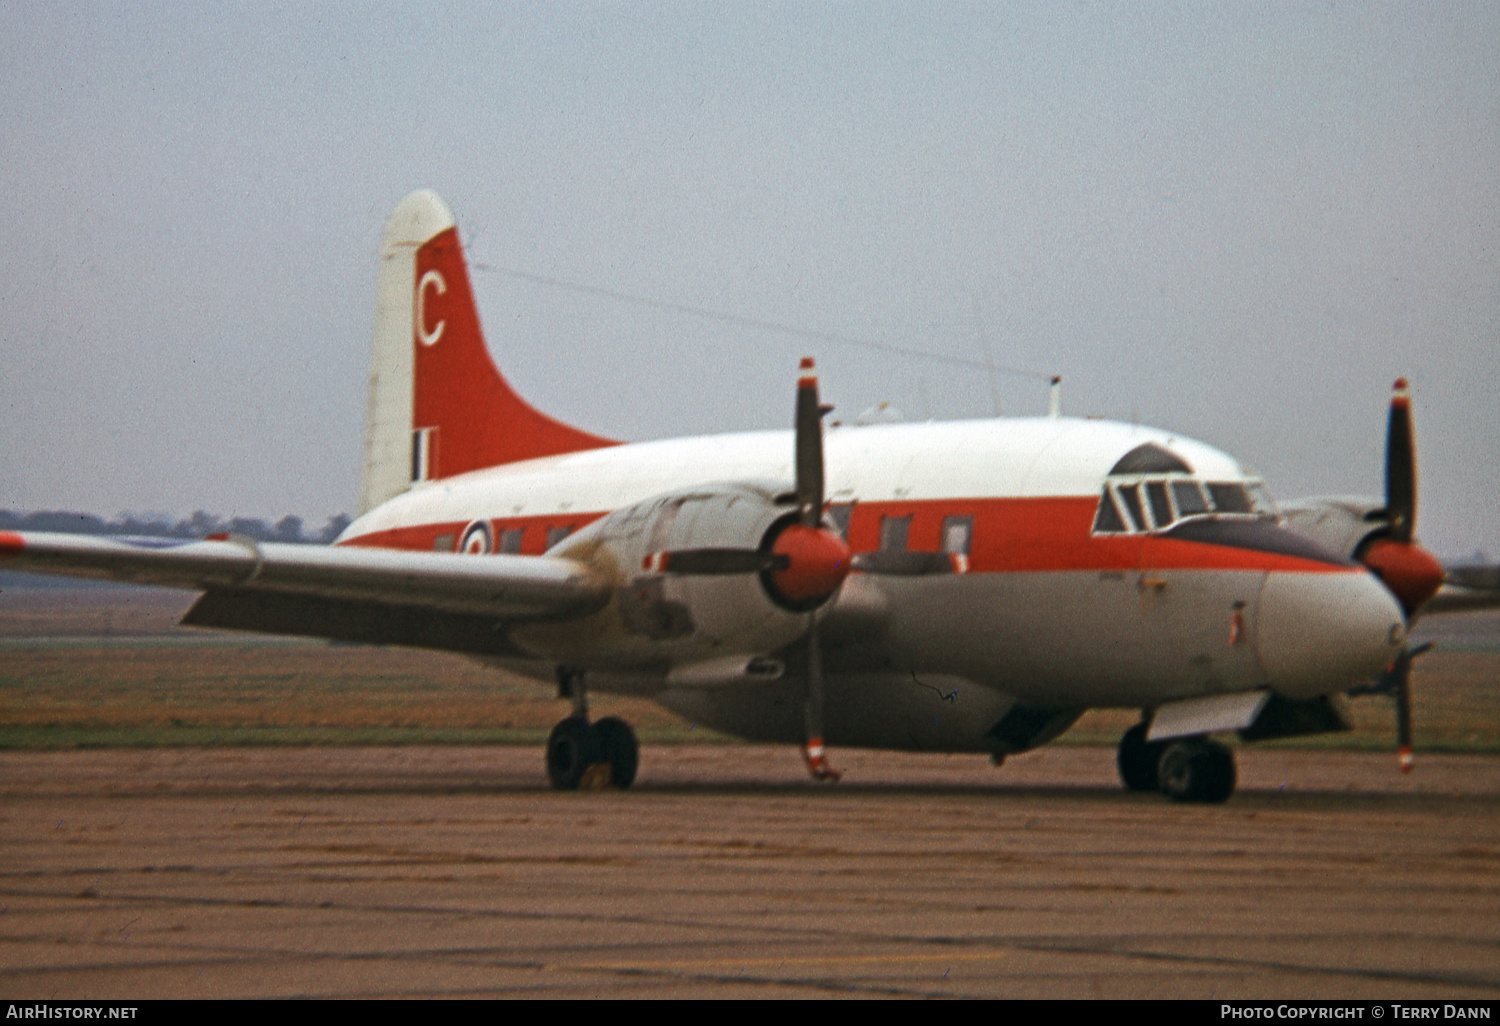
top-left (1117, 721), bottom-right (1236, 803)
top-left (547, 668), bottom-right (638, 791)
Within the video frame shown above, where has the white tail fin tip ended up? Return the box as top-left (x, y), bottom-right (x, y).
top-left (382, 190), bottom-right (456, 254)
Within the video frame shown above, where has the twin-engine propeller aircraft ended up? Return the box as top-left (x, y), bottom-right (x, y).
top-left (4, 191), bottom-right (1494, 801)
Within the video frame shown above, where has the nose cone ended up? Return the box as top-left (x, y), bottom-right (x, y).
top-left (1256, 570), bottom-right (1406, 698)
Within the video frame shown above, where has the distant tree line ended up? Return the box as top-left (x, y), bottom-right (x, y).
top-left (0, 509), bottom-right (353, 545)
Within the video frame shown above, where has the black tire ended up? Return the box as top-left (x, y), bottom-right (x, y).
top-left (1157, 738), bottom-right (1236, 804)
top-left (590, 717), bottom-right (639, 790)
top-left (1116, 722), bottom-right (1166, 792)
top-left (546, 717), bottom-right (597, 790)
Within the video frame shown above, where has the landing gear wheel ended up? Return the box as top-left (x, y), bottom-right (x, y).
top-left (546, 717), bottom-right (598, 791)
top-left (1157, 738), bottom-right (1236, 804)
top-left (1116, 722), bottom-right (1167, 792)
top-left (590, 717), bottom-right (639, 789)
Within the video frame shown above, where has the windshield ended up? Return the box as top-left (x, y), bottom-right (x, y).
top-left (1092, 477), bottom-right (1277, 535)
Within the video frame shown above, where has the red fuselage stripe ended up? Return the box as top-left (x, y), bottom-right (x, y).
top-left (341, 497), bottom-right (1354, 574)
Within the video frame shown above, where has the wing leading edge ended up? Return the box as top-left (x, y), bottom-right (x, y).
top-left (0, 531), bottom-right (609, 629)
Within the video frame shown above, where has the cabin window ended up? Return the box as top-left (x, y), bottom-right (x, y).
top-left (546, 525), bottom-right (574, 549)
top-left (432, 533), bottom-right (454, 552)
top-left (879, 514), bottom-right (911, 552)
top-left (827, 503), bottom-right (854, 539)
top-left (498, 528), bottom-right (523, 554)
top-left (940, 515), bottom-right (973, 556)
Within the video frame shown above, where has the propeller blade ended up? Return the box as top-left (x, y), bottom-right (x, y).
top-left (1383, 641), bottom-right (1432, 773)
top-left (1385, 378), bottom-right (1416, 544)
top-left (1358, 380), bottom-right (1443, 615)
top-left (801, 610), bottom-right (840, 781)
top-left (795, 357), bottom-right (825, 529)
top-left (1394, 649), bottom-right (1415, 774)
top-left (850, 550), bottom-right (961, 576)
top-left (644, 548), bottom-right (781, 575)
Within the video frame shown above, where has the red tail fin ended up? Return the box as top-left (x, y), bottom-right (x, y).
top-left (412, 226), bottom-right (618, 480)
top-left (360, 191), bottom-right (617, 513)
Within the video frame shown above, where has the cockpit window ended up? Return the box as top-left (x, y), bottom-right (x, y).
top-left (1145, 482), bottom-right (1173, 528)
top-left (1171, 480), bottom-right (1209, 516)
top-left (1206, 483), bottom-right (1253, 514)
top-left (1115, 483), bottom-right (1146, 531)
top-left (1092, 472), bottom-right (1277, 536)
top-left (1092, 489), bottom-right (1125, 532)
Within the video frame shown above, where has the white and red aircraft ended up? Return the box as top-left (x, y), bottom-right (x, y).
top-left (4, 191), bottom-right (1491, 801)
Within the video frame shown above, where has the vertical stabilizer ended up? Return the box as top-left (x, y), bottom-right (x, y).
top-left (358, 191), bottom-right (618, 514)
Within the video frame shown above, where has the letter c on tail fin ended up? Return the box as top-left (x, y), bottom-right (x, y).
top-left (358, 191), bottom-right (618, 514)
top-left (416, 270), bottom-right (446, 346)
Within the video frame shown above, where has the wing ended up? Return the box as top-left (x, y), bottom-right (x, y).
top-left (0, 531), bottom-right (609, 654)
top-left (1423, 563), bottom-right (1500, 614)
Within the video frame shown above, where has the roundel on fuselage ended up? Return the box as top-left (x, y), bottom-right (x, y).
top-left (458, 519), bottom-right (492, 555)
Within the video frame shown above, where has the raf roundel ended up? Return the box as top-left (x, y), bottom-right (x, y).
top-left (457, 519), bottom-right (492, 555)
top-left (417, 269), bottom-right (447, 346)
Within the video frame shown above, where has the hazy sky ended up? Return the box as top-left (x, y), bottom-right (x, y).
top-left (2, 3), bottom-right (1495, 557)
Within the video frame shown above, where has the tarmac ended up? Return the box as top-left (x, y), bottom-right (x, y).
top-left (1, 743), bottom-right (1497, 999)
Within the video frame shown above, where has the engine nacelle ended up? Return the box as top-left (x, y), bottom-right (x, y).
top-left (511, 483), bottom-right (832, 669)
top-left (1280, 497), bottom-right (1384, 560)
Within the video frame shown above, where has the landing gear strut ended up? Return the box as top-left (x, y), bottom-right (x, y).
top-left (546, 668), bottom-right (638, 791)
top-left (1116, 721), bottom-right (1236, 803)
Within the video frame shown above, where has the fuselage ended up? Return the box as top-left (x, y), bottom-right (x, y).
top-left (339, 414), bottom-right (1404, 748)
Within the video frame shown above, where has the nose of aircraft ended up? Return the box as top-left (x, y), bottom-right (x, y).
top-left (1256, 569), bottom-right (1406, 698)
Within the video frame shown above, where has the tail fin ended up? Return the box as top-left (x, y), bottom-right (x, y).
top-left (358, 190), bottom-right (618, 513)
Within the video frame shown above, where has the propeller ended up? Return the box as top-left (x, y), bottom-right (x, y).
top-left (645, 357), bottom-right (851, 780)
top-left (1354, 379), bottom-right (1445, 772)
top-left (794, 357), bottom-right (843, 781)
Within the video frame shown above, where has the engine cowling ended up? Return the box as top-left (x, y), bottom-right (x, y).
top-left (1280, 497), bottom-right (1443, 616)
top-left (512, 482), bottom-right (849, 668)
top-left (1279, 497), bottom-right (1385, 561)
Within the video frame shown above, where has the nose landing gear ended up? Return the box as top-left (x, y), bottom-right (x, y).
top-left (548, 669), bottom-right (639, 791)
